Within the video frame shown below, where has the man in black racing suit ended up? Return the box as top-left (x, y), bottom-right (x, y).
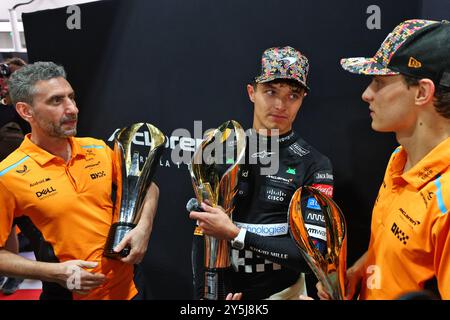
top-left (189, 46), bottom-right (333, 300)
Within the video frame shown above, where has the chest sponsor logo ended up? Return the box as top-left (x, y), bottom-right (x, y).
top-left (251, 150), bottom-right (275, 159)
top-left (241, 170), bottom-right (249, 178)
top-left (84, 149), bottom-right (97, 161)
top-left (36, 187), bottom-right (57, 199)
top-left (85, 161), bottom-right (101, 169)
top-left (266, 175), bottom-right (293, 185)
top-left (420, 191), bottom-right (434, 209)
top-left (398, 208), bottom-right (421, 227)
top-left (264, 187), bottom-right (287, 203)
top-left (234, 222), bottom-right (288, 236)
top-left (391, 222), bottom-right (409, 245)
top-left (305, 224), bottom-right (326, 241)
top-left (418, 167), bottom-right (433, 181)
top-left (30, 177), bottom-right (51, 187)
top-left (288, 143), bottom-right (310, 157)
top-left (278, 131), bottom-right (295, 142)
top-left (305, 211), bottom-right (325, 225)
top-left (315, 172), bottom-right (334, 181)
top-left (286, 168), bottom-right (296, 175)
top-left (306, 197), bottom-right (321, 210)
top-left (312, 184), bottom-right (334, 197)
top-left (16, 165), bottom-right (30, 175)
top-left (90, 171), bottom-right (106, 180)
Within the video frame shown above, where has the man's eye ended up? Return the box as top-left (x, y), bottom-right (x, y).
top-left (266, 90), bottom-right (275, 95)
top-left (290, 94), bottom-right (299, 100)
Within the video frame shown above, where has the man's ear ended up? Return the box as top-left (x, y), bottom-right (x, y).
top-left (247, 84), bottom-right (256, 103)
top-left (15, 102), bottom-right (33, 123)
top-left (415, 78), bottom-right (435, 106)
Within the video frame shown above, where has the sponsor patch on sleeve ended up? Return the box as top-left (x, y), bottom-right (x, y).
top-left (312, 184), bottom-right (334, 197)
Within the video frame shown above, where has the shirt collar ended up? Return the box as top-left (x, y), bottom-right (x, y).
top-left (391, 137), bottom-right (450, 189)
top-left (19, 134), bottom-right (86, 166)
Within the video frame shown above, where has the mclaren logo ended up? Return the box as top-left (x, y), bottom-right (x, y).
top-left (408, 57), bottom-right (422, 68)
top-left (399, 208), bottom-right (421, 227)
top-left (85, 161), bottom-right (101, 169)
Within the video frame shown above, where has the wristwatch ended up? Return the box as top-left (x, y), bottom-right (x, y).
top-left (231, 228), bottom-right (247, 250)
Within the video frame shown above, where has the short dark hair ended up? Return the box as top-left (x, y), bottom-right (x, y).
top-left (7, 61), bottom-right (66, 106)
top-left (252, 78), bottom-right (306, 92)
top-left (4, 57), bottom-right (26, 68)
top-left (402, 75), bottom-right (450, 119)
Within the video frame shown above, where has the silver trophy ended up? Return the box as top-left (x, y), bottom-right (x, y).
top-left (189, 120), bottom-right (246, 300)
top-left (288, 186), bottom-right (347, 300)
top-left (104, 122), bottom-right (166, 258)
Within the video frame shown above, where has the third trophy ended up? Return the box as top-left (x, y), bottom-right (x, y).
top-left (288, 186), bottom-right (347, 300)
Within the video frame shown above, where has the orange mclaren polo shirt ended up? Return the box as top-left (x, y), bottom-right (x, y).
top-left (0, 134), bottom-right (137, 300)
top-left (360, 138), bottom-right (450, 300)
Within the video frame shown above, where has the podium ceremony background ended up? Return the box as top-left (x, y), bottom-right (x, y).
top-left (21, 0), bottom-right (449, 299)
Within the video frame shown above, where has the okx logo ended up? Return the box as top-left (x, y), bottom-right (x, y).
top-left (90, 171), bottom-right (106, 180)
top-left (391, 222), bottom-right (409, 245)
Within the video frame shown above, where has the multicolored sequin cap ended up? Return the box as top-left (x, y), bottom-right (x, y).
top-left (255, 46), bottom-right (310, 90)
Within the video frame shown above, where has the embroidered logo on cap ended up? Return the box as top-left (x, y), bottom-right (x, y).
top-left (408, 57), bottom-right (422, 68)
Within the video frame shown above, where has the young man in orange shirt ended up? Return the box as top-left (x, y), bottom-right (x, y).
top-left (0, 61), bottom-right (159, 300)
top-left (317, 19), bottom-right (450, 300)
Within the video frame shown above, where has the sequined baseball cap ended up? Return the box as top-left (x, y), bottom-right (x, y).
top-left (255, 46), bottom-right (310, 90)
top-left (341, 19), bottom-right (450, 88)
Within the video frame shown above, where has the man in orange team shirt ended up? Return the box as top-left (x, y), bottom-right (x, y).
top-left (316, 19), bottom-right (450, 300)
top-left (0, 61), bottom-right (159, 300)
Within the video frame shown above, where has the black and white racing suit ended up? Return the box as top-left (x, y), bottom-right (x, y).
top-left (192, 129), bottom-right (334, 299)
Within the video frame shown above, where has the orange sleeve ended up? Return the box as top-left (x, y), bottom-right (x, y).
top-left (0, 181), bottom-right (16, 248)
top-left (432, 211), bottom-right (450, 299)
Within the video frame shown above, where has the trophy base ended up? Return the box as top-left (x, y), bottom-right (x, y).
top-left (204, 267), bottom-right (233, 300)
top-left (104, 222), bottom-right (136, 259)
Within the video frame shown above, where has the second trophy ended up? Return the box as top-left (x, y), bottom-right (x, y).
top-left (189, 120), bottom-right (246, 300)
top-left (104, 122), bottom-right (166, 258)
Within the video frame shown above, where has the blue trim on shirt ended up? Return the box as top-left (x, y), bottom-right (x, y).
top-left (0, 156), bottom-right (30, 177)
top-left (435, 176), bottom-right (448, 214)
top-left (81, 145), bottom-right (104, 149)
